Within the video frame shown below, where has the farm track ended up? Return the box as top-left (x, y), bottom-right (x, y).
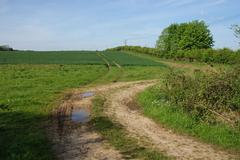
top-left (98, 52), bottom-right (122, 68)
top-left (105, 82), bottom-right (238, 160)
top-left (97, 53), bottom-right (111, 69)
top-left (51, 81), bottom-right (238, 160)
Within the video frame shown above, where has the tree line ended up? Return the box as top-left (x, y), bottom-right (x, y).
top-left (107, 21), bottom-right (240, 64)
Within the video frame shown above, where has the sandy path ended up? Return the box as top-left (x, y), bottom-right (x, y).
top-left (105, 82), bottom-right (238, 160)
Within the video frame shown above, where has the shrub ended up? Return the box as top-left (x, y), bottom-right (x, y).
top-left (160, 66), bottom-right (240, 126)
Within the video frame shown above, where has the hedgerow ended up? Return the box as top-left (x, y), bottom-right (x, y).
top-left (160, 66), bottom-right (240, 126)
top-left (107, 46), bottom-right (240, 64)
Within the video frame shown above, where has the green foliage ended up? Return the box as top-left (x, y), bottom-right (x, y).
top-left (156, 24), bottom-right (179, 51)
top-left (0, 65), bottom-right (107, 160)
top-left (156, 20), bottom-right (214, 51)
top-left (161, 66), bottom-right (240, 124)
top-left (107, 46), bottom-right (240, 64)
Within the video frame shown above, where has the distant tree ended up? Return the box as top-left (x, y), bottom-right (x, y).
top-left (231, 25), bottom-right (240, 45)
top-left (0, 45), bottom-right (13, 51)
top-left (156, 20), bottom-right (214, 52)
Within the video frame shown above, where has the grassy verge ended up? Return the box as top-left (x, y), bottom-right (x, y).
top-left (91, 96), bottom-right (170, 160)
top-left (0, 65), bottom-right (107, 160)
top-left (137, 86), bottom-right (240, 151)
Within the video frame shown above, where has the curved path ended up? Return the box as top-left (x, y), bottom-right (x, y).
top-left (51, 81), bottom-right (238, 160)
top-left (104, 81), bottom-right (237, 160)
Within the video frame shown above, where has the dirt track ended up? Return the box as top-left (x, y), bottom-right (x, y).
top-left (51, 80), bottom-right (238, 160)
top-left (105, 81), bottom-right (237, 160)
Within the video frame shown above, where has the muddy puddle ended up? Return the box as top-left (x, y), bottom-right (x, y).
top-left (55, 92), bottom-right (94, 139)
top-left (71, 108), bottom-right (90, 123)
top-left (81, 92), bottom-right (94, 98)
top-left (70, 91), bottom-right (93, 123)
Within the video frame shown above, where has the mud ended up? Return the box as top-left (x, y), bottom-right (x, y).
top-left (50, 89), bottom-right (123, 160)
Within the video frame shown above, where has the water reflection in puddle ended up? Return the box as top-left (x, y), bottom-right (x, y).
top-left (71, 108), bottom-right (90, 123)
top-left (81, 92), bottom-right (94, 98)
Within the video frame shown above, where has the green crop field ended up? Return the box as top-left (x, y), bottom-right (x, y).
top-left (102, 51), bottom-right (163, 66)
top-left (0, 51), bottom-right (104, 64)
top-left (0, 51), bottom-right (164, 66)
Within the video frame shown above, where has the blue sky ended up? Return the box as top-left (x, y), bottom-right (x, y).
top-left (0, 0), bottom-right (239, 50)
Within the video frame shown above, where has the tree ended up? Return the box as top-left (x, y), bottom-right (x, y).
top-left (231, 25), bottom-right (240, 45)
top-left (156, 24), bottom-right (179, 51)
top-left (156, 20), bottom-right (214, 52)
top-left (0, 45), bottom-right (13, 51)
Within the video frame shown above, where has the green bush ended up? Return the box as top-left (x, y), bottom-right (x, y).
top-left (160, 66), bottom-right (240, 125)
